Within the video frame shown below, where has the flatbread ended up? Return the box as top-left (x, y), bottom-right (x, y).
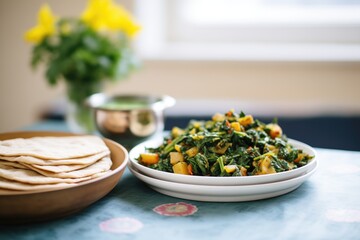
top-left (0, 160), bottom-right (28, 169)
top-left (0, 177), bottom-right (77, 191)
top-left (28, 163), bottom-right (94, 173)
top-left (0, 164), bottom-right (93, 184)
top-left (0, 136), bottom-right (109, 159)
top-left (22, 157), bottom-right (112, 179)
top-left (0, 150), bottom-right (110, 166)
top-left (0, 135), bottom-right (113, 191)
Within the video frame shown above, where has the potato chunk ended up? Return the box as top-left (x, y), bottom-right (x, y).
top-left (172, 162), bottom-right (190, 175)
top-left (140, 153), bottom-right (159, 165)
top-left (170, 152), bottom-right (184, 165)
top-left (258, 156), bottom-right (276, 175)
top-left (230, 122), bottom-right (241, 131)
top-left (186, 147), bottom-right (198, 157)
top-left (224, 165), bottom-right (237, 174)
top-left (266, 123), bottom-right (283, 139)
top-left (239, 115), bottom-right (254, 127)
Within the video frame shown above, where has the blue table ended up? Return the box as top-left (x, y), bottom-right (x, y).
top-left (1, 121), bottom-right (359, 240)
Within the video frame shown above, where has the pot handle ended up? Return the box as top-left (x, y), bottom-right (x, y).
top-left (161, 95), bottom-right (176, 109)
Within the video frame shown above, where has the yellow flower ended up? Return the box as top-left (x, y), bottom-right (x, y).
top-left (25, 4), bottom-right (57, 44)
top-left (81, 0), bottom-right (140, 37)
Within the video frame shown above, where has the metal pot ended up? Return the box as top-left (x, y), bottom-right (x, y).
top-left (86, 93), bottom-right (175, 148)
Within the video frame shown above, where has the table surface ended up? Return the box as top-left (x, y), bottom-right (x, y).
top-left (1, 120), bottom-right (360, 240)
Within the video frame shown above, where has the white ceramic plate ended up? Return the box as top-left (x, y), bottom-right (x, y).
top-left (129, 138), bottom-right (317, 186)
top-left (128, 160), bottom-right (317, 202)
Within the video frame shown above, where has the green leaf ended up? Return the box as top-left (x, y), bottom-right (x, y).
top-left (28, 18), bottom-right (139, 97)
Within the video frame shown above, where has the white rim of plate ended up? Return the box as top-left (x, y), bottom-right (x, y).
top-left (153, 185), bottom-right (301, 202)
top-left (128, 160), bottom-right (318, 196)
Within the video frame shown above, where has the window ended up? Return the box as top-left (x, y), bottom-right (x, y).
top-left (134, 0), bottom-right (360, 61)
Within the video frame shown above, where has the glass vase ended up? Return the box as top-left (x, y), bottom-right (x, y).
top-left (65, 81), bottom-right (103, 134)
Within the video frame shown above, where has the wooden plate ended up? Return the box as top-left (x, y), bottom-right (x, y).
top-left (0, 131), bottom-right (128, 224)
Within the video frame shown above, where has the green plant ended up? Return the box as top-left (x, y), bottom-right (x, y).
top-left (25, 0), bottom-right (140, 104)
top-left (25, 0), bottom-right (141, 133)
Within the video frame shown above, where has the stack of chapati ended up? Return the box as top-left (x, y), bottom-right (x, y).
top-left (0, 135), bottom-right (112, 191)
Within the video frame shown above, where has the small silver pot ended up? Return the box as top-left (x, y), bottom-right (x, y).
top-left (87, 94), bottom-right (175, 148)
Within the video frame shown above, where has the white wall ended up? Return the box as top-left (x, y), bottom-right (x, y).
top-left (0, 0), bottom-right (359, 132)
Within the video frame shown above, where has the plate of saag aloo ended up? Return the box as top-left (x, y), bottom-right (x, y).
top-left (129, 110), bottom-right (316, 186)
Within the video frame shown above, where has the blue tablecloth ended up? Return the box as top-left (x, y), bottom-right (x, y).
top-left (1, 121), bottom-right (359, 240)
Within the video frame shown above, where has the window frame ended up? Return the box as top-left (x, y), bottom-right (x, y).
top-left (134, 0), bottom-right (360, 61)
